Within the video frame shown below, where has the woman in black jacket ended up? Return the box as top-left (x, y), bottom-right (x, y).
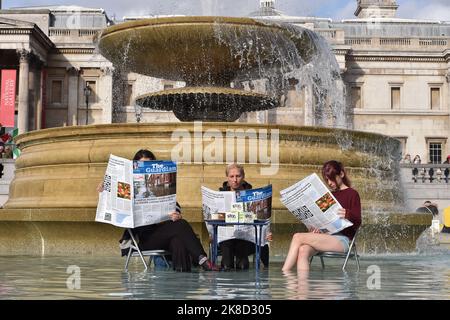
top-left (101, 149), bottom-right (217, 272)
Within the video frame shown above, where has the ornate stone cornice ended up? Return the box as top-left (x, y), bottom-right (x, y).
top-left (444, 50), bottom-right (450, 62)
top-left (100, 66), bottom-right (114, 76)
top-left (67, 67), bottom-right (81, 76)
top-left (0, 29), bottom-right (32, 35)
top-left (17, 49), bottom-right (31, 63)
top-left (347, 55), bottom-right (446, 63)
top-left (53, 48), bottom-right (95, 54)
top-left (15, 49), bottom-right (46, 67)
top-left (0, 25), bottom-right (54, 52)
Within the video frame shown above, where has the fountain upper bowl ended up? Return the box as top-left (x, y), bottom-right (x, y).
top-left (98, 16), bottom-right (316, 85)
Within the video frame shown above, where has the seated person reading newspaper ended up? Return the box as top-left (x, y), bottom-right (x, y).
top-left (96, 149), bottom-right (217, 272)
top-left (281, 160), bottom-right (361, 272)
top-left (203, 163), bottom-right (272, 271)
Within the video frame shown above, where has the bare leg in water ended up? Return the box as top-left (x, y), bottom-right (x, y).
top-left (282, 232), bottom-right (345, 272)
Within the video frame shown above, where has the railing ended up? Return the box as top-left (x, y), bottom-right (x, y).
top-left (401, 164), bottom-right (450, 184)
top-left (78, 29), bottom-right (99, 37)
top-left (49, 29), bottom-right (71, 36)
top-left (316, 29), bottom-right (345, 44)
top-left (49, 28), bottom-right (101, 38)
top-left (380, 38), bottom-right (411, 46)
top-left (345, 38), bottom-right (372, 45)
top-left (317, 29), bottom-right (337, 39)
top-left (419, 38), bottom-right (448, 46)
top-left (345, 37), bottom-right (449, 48)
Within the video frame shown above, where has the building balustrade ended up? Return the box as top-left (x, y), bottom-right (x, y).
top-left (309, 29), bottom-right (346, 44)
top-left (380, 37), bottom-right (411, 46)
top-left (419, 38), bottom-right (448, 46)
top-left (344, 36), bottom-right (448, 48)
top-left (401, 164), bottom-right (450, 184)
top-left (49, 28), bottom-right (101, 38)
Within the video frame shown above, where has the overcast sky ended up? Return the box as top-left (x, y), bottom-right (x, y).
top-left (3, 0), bottom-right (450, 21)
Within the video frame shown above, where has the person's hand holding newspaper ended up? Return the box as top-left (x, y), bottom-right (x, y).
top-left (169, 211), bottom-right (182, 222)
top-left (337, 208), bottom-right (346, 219)
top-left (308, 209), bottom-right (346, 234)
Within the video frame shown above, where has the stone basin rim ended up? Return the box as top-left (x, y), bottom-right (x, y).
top-left (100, 16), bottom-right (293, 38)
top-left (14, 123), bottom-right (401, 147)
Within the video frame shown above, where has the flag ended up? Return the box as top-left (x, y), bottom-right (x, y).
top-left (0, 70), bottom-right (17, 128)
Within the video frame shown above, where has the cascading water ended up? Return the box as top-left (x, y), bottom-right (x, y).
top-left (214, 19), bottom-right (349, 128)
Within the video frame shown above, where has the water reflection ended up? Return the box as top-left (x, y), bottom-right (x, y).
top-left (0, 255), bottom-right (448, 299)
top-left (282, 270), bottom-right (356, 300)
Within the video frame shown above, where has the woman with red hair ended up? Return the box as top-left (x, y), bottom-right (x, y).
top-left (282, 160), bottom-right (361, 272)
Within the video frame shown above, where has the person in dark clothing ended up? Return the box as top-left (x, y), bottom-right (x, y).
top-left (443, 156), bottom-right (450, 181)
top-left (282, 160), bottom-right (362, 273)
top-left (416, 201), bottom-right (439, 217)
top-left (215, 163), bottom-right (272, 270)
top-left (100, 149), bottom-right (217, 272)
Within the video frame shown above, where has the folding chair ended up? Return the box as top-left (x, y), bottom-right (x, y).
top-left (123, 229), bottom-right (171, 271)
top-left (310, 229), bottom-right (361, 271)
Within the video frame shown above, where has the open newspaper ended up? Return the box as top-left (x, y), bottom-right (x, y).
top-left (280, 173), bottom-right (352, 234)
top-left (96, 154), bottom-right (177, 228)
top-left (201, 185), bottom-right (271, 245)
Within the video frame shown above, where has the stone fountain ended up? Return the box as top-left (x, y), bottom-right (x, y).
top-left (0, 17), bottom-right (430, 257)
top-left (98, 17), bottom-right (318, 122)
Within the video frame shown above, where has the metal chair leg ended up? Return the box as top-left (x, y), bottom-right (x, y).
top-left (162, 255), bottom-right (170, 268)
top-left (309, 256), bottom-right (314, 265)
top-left (124, 249), bottom-right (132, 271)
top-left (342, 251), bottom-right (351, 271)
top-left (354, 248), bottom-right (360, 272)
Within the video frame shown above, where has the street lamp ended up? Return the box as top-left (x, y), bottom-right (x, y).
top-left (83, 82), bottom-right (92, 125)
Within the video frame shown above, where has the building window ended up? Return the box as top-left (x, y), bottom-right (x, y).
top-left (350, 86), bottom-right (362, 109)
top-left (51, 80), bottom-right (63, 104)
top-left (86, 81), bottom-right (97, 104)
top-left (429, 142), bottom-right (442, 164)
top-left (430, 87), bottom-right (441, 110)
top-left (123, 83), bottom-right (133, 106)
top-left (391, 87), bottom-right (401, 109)
top-left (427, 138), bottom-right (447, 164)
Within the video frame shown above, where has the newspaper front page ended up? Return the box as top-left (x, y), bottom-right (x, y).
top-left (280, 173), bottom-right (352, 234)
top-left (201, 186), bottom-right (271, 245)
top-left (132, 160), bottom-right (177, 227)
top-left (96, 154), bottom-right (176, 228)
top-left (96, 154), bottom-right (134, 228)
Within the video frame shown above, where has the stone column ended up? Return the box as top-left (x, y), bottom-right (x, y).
top-left (67, 67), bottom-right (80, 126)
top-left (35, 65), bottom-right (44, 130)
top-left (17, 49), bottom-right (30, 134)
top-left (100, 67), bottom-right (114, 124)
top-left (27, 65), bottom-right (36, 131)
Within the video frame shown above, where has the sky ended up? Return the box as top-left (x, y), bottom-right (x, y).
top-left (3, 0), bottom-right (450, 21)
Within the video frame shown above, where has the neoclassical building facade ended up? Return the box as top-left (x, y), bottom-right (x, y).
top-left (0, 0), bottom-right (449, 163)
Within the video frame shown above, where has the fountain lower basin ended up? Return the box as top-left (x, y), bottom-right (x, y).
top-left (0, 123), bottom-right (430, 256)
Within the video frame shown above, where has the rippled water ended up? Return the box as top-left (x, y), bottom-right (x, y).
top-left (0, 255), bottom-right (448, 300)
